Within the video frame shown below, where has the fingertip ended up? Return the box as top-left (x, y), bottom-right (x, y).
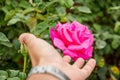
top-left (19, 33), bottom-right (36, 45)
top-left (89, 58), bottom-right (96, 65)
top-left (78, 58), bottom-right (84, 61)
top-left (73, 58), bottom-right (85, 68)
top-left (64, 55), bottom-right (71, 59)
top-left (19, 33), bottom-right (25, 44)
top-left (63, 55), bottom-right (71, 63)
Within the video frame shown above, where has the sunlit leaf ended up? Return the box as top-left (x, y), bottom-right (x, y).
top-left (95, 39), bottom-right (107, 49)
top-left (110, 73), bottom-right (118, 80)
top-left (0, 32), bottom-right (9, 42)
top-left (109, 6), bottom-right (120, 10)
top-left (77, 6), bottom-right (92, 13)
top-left (7, 18), bottom-right (21, 26)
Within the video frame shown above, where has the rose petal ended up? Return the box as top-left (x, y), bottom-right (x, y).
top-left (63, 28), bottom-right (73, 42)
top-left (77, 52), bottom-right (91, 60)
top-left (68, 39), bottom-right (92, 50)
top-left (72, 21), bottom-right (84, 30)
top-left (80, 39), bottom-right (91, 49)
top-left (56, 23), bottom-right (67, 43)
top-left (89, 35), bottom-right (94, 45)
top-left (72, 31), bottom-right (81, 44)
top-left (50, 28), bottom-right (60, 41)
top-left (68, 45), bottom-right (83, 50)
top-left (53, 38), bottom-right (66, 50)
top-left (56, 22), bottom-right (63, 35)
top-left (85, 46), bottom-right (93, 57)
top-left (63, 49), bottom-right (78, 58)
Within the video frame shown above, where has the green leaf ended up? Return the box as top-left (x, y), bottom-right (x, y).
top-left (34, 0), bottom-right (42, 3)
top-left (4, 10), bottom-right (16, 21)
top-left (5, 0), bottom-right (11, 5)
top-left (114, 21), bottom-right (120, 33)
top-left (7, 13), bottom-right (26, 26)
top-left (0, 33), bottom-right (12, 47)
top-left (56, 7), bottom-right (66, 17)
top-left (77, 6), bottom-right (92, 13)
top-left (18, 72), bottom-right (26, 80)
top-left (98, 67), bottom-right (107, 80)
top-left (110, 73), bottom-right (118, 80)
top-left (66, 14), bottom-right (76, 21)
top-left (95, 54), bottom-right (105, 67)
top-left (93, 23), bottom-right (101, 31)
top-left (0, 70), bottom-right (8, 77)
top-left (7, 70), bottom-right (19, 77)
top-left (101, 32), bottom-right (113, 40)
top-left (59, 0), bottom-right (74, 8)
top-left (60, 16), bottom-right (68, 23)
top-left (95, 39), bottom-right (107, 49)
top-left (65, 0), bottom-right (74, 8)
top-left (0, 76), bottom-right (6, 80)
top-left (109, 6), bottom-right (120, 10)
top-left (19, 1), bottom-right (31, 9)
top-left (25, 18), bottom-right (37, 32)
top-left (22, 8), bottom-right (35, 15)
top-left (7, 18), bottom-right (21, 26)
top-left (111, 38), bottom-right (120, 49)
top-left (0, 32), bottom-right (9, 42)
top-left (0, 41), bottom-right (13, 47)
top-left (2, 6), bottom-right (9, 13)
top-left (103, 44), bottom-right (112, 54)
top-left (32, 22), bottom-right (50, 35)
top-left (7, 77), bottom-right (20, 80)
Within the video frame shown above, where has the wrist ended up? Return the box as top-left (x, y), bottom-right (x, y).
top-left (27, 73), bottom-right (59, 80)
top-left (28, 66), bottom-right (70, 80)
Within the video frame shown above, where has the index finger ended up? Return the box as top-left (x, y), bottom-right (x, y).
top-left (81, 59), bottom-right (96, 78)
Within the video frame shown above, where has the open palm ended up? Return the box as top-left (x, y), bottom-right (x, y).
top-left (19, 33), bottom-right (96, 80)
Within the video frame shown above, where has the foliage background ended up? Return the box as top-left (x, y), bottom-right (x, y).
top-left (0, 0), bottom-right (120, 80)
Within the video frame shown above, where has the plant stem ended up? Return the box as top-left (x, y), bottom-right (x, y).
top-left (23, 56), bottom-right (27, 73)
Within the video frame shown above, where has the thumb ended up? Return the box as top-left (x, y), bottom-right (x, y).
top-left (19, 33), bottom-right (40, 66)
top-left (19, 33), bottom-right (37, 46)
top-left (19, 33), bottom-right (63, 67)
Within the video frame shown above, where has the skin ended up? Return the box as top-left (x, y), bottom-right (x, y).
top-left (19, 33), bottom-right (96, 80)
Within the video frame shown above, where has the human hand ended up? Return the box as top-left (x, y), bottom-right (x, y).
top-left (19, 33), bottom-right (96, 80)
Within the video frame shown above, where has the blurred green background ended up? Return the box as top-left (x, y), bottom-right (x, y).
top-left (0, 0), bottom-right (120, 80)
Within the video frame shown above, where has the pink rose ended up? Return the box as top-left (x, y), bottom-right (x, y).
top-left (50, 21), bottom-right (94, 61)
